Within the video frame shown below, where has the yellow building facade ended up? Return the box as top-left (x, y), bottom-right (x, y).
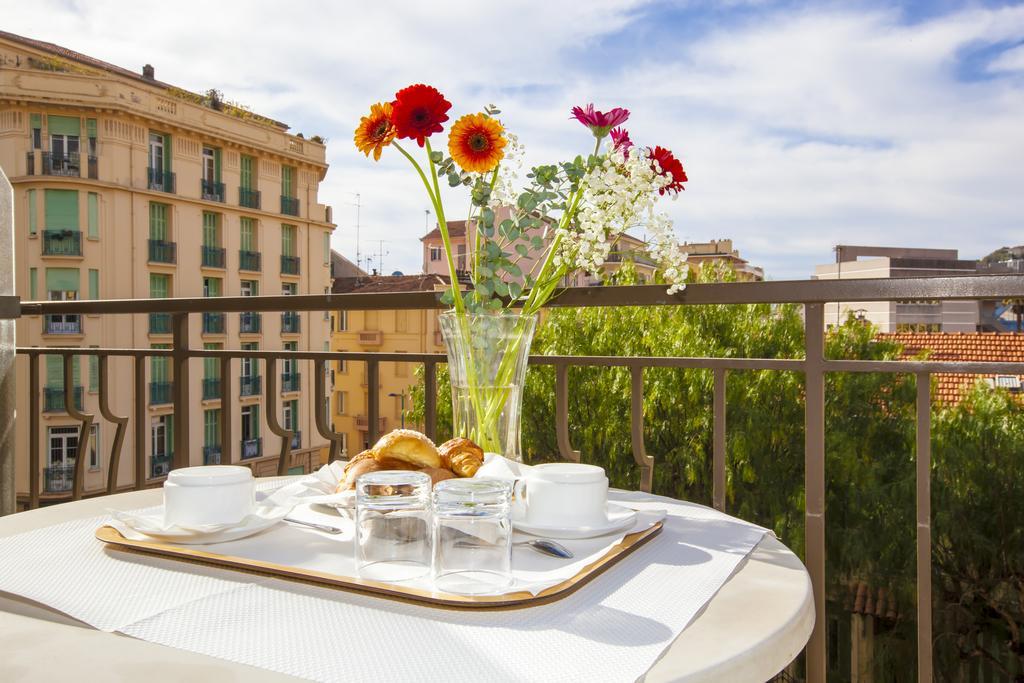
top-left (0, 31), bottom-right (335, 500)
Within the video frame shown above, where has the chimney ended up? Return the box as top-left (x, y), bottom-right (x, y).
top-left (142, 64), bottom-right (155, 80)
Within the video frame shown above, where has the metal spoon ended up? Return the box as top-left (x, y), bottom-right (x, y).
top-left (454, 537), bottom-right (574, 559)
top-left (284, 517), bottom-right (345, 535)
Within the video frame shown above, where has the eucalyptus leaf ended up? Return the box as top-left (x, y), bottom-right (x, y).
top-left (515, 244), bottom-right (529, 257)
top-left (429, 151), bottom-right (444, 164)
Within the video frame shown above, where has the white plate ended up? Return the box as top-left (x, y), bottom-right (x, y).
top-left (109, 508), bottom-right (289, 545)
top-left (512, 503), bottom-right (638, 540)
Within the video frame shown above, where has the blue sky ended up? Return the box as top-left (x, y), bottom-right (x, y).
top-left (4, 0), bottom-right (1023, 279)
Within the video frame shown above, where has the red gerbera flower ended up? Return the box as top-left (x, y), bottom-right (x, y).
top-left (571, 103), bottom-right (630, 138)
top-left (649, 146), bottom-right (687, 195)
top-left (391, 84), bottom-right (452, 147)
top-left (610, 127), bottom-right (633, 154)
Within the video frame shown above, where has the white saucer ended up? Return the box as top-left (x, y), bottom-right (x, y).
top-left (109, 507), bottom-right (289, 545)
top-left (512, 503), bottom-right (638, 540)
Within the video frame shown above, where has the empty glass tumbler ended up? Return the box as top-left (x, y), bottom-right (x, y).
top-left (355, 471), bottom-right (432, 582)
top-left (432, 478), bottom-right (513, 595)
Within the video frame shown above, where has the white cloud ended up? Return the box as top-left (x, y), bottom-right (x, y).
top-left (4, 0), bottom-right (1023, 278)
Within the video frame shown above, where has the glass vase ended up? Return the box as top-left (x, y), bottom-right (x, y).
top-left (438, 311), bottom-right (538, 463)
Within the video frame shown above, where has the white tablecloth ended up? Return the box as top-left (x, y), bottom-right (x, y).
top-left (0, 482), bottom-right (769, 682)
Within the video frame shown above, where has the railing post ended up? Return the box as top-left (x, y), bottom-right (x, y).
top-left (712, 368), bottom-right (727, 512)
top-left (171, 313), bottom-right (190, 470)
top-left (28, 353), bottom-right (39, 510)
top-left (555, 362), bottom-right (581, 463)
top-left (134, 356), bottom-right (146, 489)
top-left (0, 167), bottom-right (14, 515)
top-left (367, 360), bottom-right (380, 445)
top-left (629, 366), bottom-right (654, 492)
top-left (423, 360), bottom-right (437, 442)
top-left (803, 302), bottom-right (827, 683)
top-left (916, 372), bottom-right (933, 682)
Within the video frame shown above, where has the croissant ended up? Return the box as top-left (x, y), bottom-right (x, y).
top-left (371, 429), bottom-right (442, 469)
top-left (438, 438), bottom-right (485, 478)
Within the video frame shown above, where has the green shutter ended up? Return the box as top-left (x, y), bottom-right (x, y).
top-left (88, 269), bottom-right (99, 299)
top-left (27, 189), bottom-right (37, 235)
top-left (29, 268), bottom-right (37, 300)
top-left (203, 343), bottom-right (220, 380)
top-left (149, 203), bottom-right (168, 241)
top-left (204, 409), bottom-right (220, 447)
top-left (202, 212), bottom-right (218, 247)
top-left (214, 148), bottom-right (222, 182)
top-left (89, 355), bottom-right (98, 392)
top-left (151, 344), bottom-right (169, 383)
top-left (86, 118), bottom-right (97, 138)
top-left (282, 166), bottom-right (293, 197)
top-left (46, 355), bottom-right (62, 388)
top-left (47, 115), bottom-right (81, 137)
top-left (149, 273), bottom-right (169, 298)
top-left (240, 217), bottom-right (255, 251)
top-left (240, 155), bottom-right (253, 189)
top-left (282, 224), bottom-right (295, 257)
top-left (163, 134), bottom-right (172, 175)
top-left (45, 268), bottom-right (80, 292)
top-left (87, 193), bottom-right (99, 238)
top-left (30, 113), bottom-right (41, 129)
top-left (323, 231), bottom-right (330, 265)
top-left (44, 190), bottom-right (79, 231)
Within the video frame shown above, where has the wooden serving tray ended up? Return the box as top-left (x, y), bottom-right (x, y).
top-left (96, 521), bottom-right (662, 610)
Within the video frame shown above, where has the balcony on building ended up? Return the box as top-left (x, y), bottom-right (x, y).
top-left (201, 179), bottom-right (225, 203)
top-left (239, 250), bottom-right (261, 272)
top-left (239, 312), bottom-right (262, 334)
top-left (149, 313), bottom-right (171, 335)
top-left (44, 464), bottom-right (75, 493)
top-left (42, 230), bottom-right (82, 257)
top-left (281, 372), bottom-right (301, 393)
top-left (202, 377), bottom-right (221, 401)
top-left (240, 374), bottom-right (262, 397)
top-left (203, 446), bottom-right (222, 466)
top-left (280, 255), bottom-right (301, 276)
top-left (43, 387), bottom-right (84, 413)
top-left (42, 152), bottom-right (80, 177)
top-left (239, 187), bottom-right (261, 210)
top-left (280, 195), bottom-right (300, 217)
top-left (148, 239), bottom-right (177, 264)
top-left (150, 454), bottom-right (172, 478)
top-left (149, 381), bottom-right (173, 405)
top-left (290, 431), bottom-right (302, 450)
top-left (43, 315), bottom-right (81, 335)
top-left (281, 311), bottom-right (300, 334)
top-left (147, 167), bottom-right (176, 193)
top-left (201, 245), bottom-right (226, 269)
top-left (241, 437), bottom-right (263, 460)
top-left (202, 312), bottom-right (225, 335)
top-left (355, 415), bottom-right (387, 432)
top-left (358, 330), bottom-right (383, 346)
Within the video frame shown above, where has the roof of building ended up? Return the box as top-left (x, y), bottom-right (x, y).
top-left (332, 273), bottom-right (451, 295)
top-left (330, 251), bottom-right (366, 279)
top-left (0, 29), bottom-right (289, 130)
top-left (877, 331), bottom-right (1024, 404)
top-left (422, 221), bottom-right (468, 241)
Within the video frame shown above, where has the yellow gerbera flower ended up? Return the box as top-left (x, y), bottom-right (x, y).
top-left (448, 113), bottom-right (506, 174)
top-left (354, 102), bottom-right (396, 161)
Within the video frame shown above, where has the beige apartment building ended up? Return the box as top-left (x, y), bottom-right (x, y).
top-left (0, 31), bottom-right (335, 500)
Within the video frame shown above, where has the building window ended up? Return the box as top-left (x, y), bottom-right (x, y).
top-left (203, 212), bottom-right (220, 247)
top-left (149, 203), bottom-right (170, 241)
top-left (204, 409), bottom-right (221, 447)
top-left (241, 342), bottom-right (258, 379)
top-left (202, 147), bottom-right (217, 184)
top-left (49, 115), bottom-right (81, 170)
top-left (240, 217), bottom-right (257, 251)
top-left (48, 426), bottom-right (76, 467)
top-left (281, 224), bottom-right (296, 257)
top-left (429, 246), bottom-right (442, 262)
top-left (241, 404), bottom-right (260, 441)
top-left (283, 282), bottom-right (297, 296)
top-left (337, 391), bottom-right (346, 414)
top-left (47, 289), bottom-right (80, 333)
top-left (148, 132), bottom-right (164, 171)
top-left (89, 424), bottom-right (100, 469)
top-left (152, 415), bottom-right (172, 459)
top-left (283, 341), bottom-right (297, 376)
top-left (203, 277), bottom-right (222, 298)
top-left (338, 310), bottom-right (348, 331)
top-left (241, 280), bottom-right (258, 297)
top-left (283, 400), bottom-right (296, 431)
top-left (339, 432), bottom-right (348, 458)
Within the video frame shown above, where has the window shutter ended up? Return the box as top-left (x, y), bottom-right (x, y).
top-left (87, 193), bottom-right (99, 238)
top-left (149, 203), bottom-right (168, 240)
top-left (240, 156), bottom-right (252, 189)
top-left (46, 355), bottom-right (62, 388)
top-left (29, 267), bottom-right (37, 299)
top-left (45, 267), bottom-right (80, 293)
top-left (30, 113), bottom-right (41, 129)
top-left (86, 118), bottom-right (97, 139)
top-left (88, 269), bottom-right (99, 299)
top-left (240, 217), bottom-right (254, 251)
top-left (44, 190), bottom-right (80, 231)
top-left (203, 212), bottom-right (218, 246)
top-left (27, 189), bottom-right (37, 235)
top-left (163, 134), bottom-right (172, 174)
top-left (282, 224), bottom-right (295, 257)
top-left (149, 273), bottom-right (169, 298)
top-left (282, 166), bottom-right (293, 197)
top-left (214, 148), bottom-right (222, 182)
top-left (47, 115), bottom-right (81, 137)
top-left (89, 356), bottom-right (98, 392)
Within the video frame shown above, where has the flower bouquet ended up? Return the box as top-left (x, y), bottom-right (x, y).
top-left (355, 85), bottom-right (689, 461)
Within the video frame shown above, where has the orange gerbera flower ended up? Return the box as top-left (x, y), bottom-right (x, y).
top-left (354, 102), bottom-right (396, 161)
top-left (448, 113), bottom-right (507, 174)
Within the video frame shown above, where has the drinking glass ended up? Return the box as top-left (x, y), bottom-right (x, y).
top-left (355, 471), bottom-right (431, 582)
top-left (432, 478), bottom-right (513, 595)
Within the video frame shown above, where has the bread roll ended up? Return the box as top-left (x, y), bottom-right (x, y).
top-left (372, 429), bottom-right (441, 469)
top-left (438, 437), bottom-right (485, 477)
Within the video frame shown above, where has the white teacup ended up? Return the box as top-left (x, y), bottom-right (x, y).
top-left (513, 463), bottom-right (608, 527)
top-left (163, 465), bottom-right (254, 528)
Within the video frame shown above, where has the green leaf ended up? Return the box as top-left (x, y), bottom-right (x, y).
top-left (429, 151), bottom-right (444, 164)
top-left (531, 236), bottom-right (545, 250)
top-left (515, 244), bottom-right (529, 258)
top-left (508, 281), bottom-right (523, 299)
top-left (493, 280), bottom-right (509, 297)
top-left (448, 172), bottom-right (462, 187)
top-left (440, 289), bottom-right (454, 305)
top-left (474, 281), bottom-right (492, 297)
top-left (505, 262), bottom-right (522, 278)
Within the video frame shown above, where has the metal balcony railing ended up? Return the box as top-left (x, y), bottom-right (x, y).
top-left (239, 187), bottom-right (260, 209)
top-left (42, 230), bottom-right (82, 256)
top-left (280, 195), bottom-right (299, 216)
top-left (149, 380), bottom-right (173, 405)
top-left (148, 239), bottom-right (177, 264)
top-left (281, 372), bottom-right (301, 392)
top-left (201, 245), bottom-right (225, 268)
top-left (12, 275), bottom-right (1024, 683)
top-left (203, 445), bottom-right (222, 465)
top-left (281, 311), bottom-right (300, 333)
top-left (239, 374), bottom-right (261, 397)
top-left (149, 312), bottom-right (171, 334)
top-left (241, 437), bottom-right (262, 460)
top-left (239, 312), bottom-right (261, 334)
top-left (44, 464), bottom-right (76, 493)
top-left (202, 377), bottom-right (221, 400)
top-left (202, 312), bottom-right (225, 334)
top-left (147, 167), bottom-right (175, 193)
top-left (281, 255), bottom-right (301, 275)
top-left (42, 152), bottom-right (80, 176)
top-left (44, 315), bottom-right (81, 335)
top-left (201, 179), bottom-right (225, 202)
top-left (43, 386), bottom-right (84, 413)
top-left (239, 250), bottom-right (261, 272)
top-left (150, 454), bottom-right (172, 478)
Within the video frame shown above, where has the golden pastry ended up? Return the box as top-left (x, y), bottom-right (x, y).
top-left (337, 449), bottom-right (419, 491)
top-left (371, 429), bottom-right (441, 469)
top-left (419, 466), bottom-right (458, 487)
top-left (438, 437), bottom-right (485, 477)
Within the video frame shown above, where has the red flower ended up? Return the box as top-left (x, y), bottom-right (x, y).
top-left (649, 146), bottom-right (687, 195)
top-left (571, 103), bottom-right (630, 138)
top-left (391, 84), bottom-right (452, 147)
top-left (610, 127), bottom-right (633, 154)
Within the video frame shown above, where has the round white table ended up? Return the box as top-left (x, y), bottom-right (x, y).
top-left (0, 482), bottom-right (813, 682)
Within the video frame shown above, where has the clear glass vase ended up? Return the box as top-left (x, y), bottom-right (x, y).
top-left (438, 311), bottom-right (538, 463)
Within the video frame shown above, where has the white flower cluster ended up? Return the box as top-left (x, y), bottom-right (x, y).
top-left (490, 132), bottom-right (524, 210)
top-left (554, 146), bottom-right (689, 294)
